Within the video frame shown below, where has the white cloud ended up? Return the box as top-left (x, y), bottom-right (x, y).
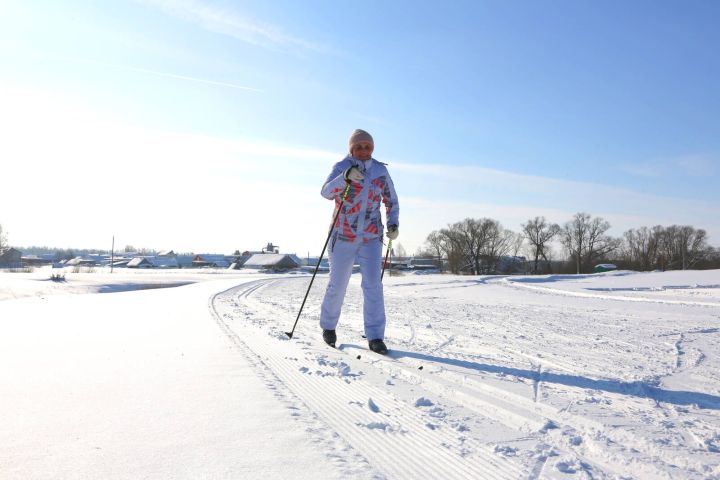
top-left (674, 154), bottom-right (717, 177)
top-left (88, 59), bottom-right (263, 92)
top-left (136, 0), bottom-right (332, 54)
top-left (618, 154), bottom-right (718, 178)
top-left (617, 162), bottom-right (663, 177)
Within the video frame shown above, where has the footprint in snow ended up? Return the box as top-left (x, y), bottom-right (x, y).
top-left (539, 419), bottom-right (560, 433)
top-left (493, 445), bottom-right (518, 457)
top-left (427, 406), bottom-right (447, 419)
top-left (415, 397), bottom-right (434, 407)
top-left (368, 398), bottom-right (380, 413)
top-left (555, 457), bottom-right (590, 475)
top-left (363, 422), bottom-right (391, 431)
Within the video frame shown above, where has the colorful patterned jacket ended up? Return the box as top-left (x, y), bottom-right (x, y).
top-left (321, 155), bottom-right (400, 244)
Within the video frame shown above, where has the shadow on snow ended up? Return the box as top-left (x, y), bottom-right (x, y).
top-left (390, 349), bottom-right (720, 410)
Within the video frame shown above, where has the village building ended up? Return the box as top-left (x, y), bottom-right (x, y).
top-left (127, 257), bottom-right (155, 269)
top-left (228, 255), bottom-right (252, 270)
top-left (65, 255), bottom-right (109, 267)
top-left (152, 251), bottom-right (179, 269)
top-left (192, 254), bottom-right (230, 268)
top-left (243, 253), bottom-right (302, 270)
top-left (20, 253), bottom-right (56, 266)
top-left (0, 248), bottom-right (22, 268)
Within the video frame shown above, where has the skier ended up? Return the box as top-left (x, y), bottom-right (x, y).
top-left (319, 129), bottom-right (399, 354)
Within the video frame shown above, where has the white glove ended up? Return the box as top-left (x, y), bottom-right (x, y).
top-left (344, 166), bottom-right (364, 183)
top-left (386, 225), bottom-right (399, 240)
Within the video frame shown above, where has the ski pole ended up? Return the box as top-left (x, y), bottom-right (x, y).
top-left (285, 183), bottom-right (351, 339)
top-left (381, 238), bottom-right (392, 280)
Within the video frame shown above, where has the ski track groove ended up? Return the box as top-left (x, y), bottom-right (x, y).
top-left (502, 277), bottom-right (720, 308)
top-left (344, 341), bottom-right (682, 478)
top-left (208, 281), bottom-right (381, 480)
top-left (212, 279), bottom-right (524, 480)
top-left (250, 279), bottom-right (666, 476)
top-left (324, 281), bottom-right (705, 475)
top-left (231, 279), bottom-right (687, 478)
top-left (243, 282), bottom-right (524, 478)
top-left (221, 276), bottom-right (714, 478)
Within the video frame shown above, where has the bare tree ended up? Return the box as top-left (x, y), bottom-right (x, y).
top-left (622, 226), bottom-right (666, 271)
top-left (425, 231), bottom-right (444, 260)
top-left (583, 216), bottom-right (620, 268)
top-left (439, 225), bottom-right (466, 274)
top-left (423, 230), bottom-right (448, 271)
top-left (441, 219), bottom-right (478, 273)
top-left (458, 218), bottom-right (486, 275)
top-left (649, 225), bottom-right (668, 270)
top-left (668, 225), bottom-right (710, 270)
top-left (561, 213), bottom-right (590, 274)
top-left (522, 217), bottom-right (560, 273)
top-left (482, 220), bottom-right (515, 273)
top-left (0, 224), bottom-right (7, 252)
top-left (561, 213), bottom-right (619, 273)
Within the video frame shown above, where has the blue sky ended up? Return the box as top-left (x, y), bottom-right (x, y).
top-left (1, 0), bottom-right (718, 255)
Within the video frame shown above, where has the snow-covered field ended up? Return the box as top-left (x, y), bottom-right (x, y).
top-left (2, 267), bottom-right (719, 479)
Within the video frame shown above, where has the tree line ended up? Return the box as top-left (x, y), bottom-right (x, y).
top-left (421, 213), bottom-right (719, 274)
top-left (0, 223), bottom-right (159, 260)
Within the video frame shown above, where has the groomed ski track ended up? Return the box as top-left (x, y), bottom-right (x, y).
top-left (209, 274), bottom-right (720, 479)
top-left (211, 279), bottom-right (524, 480)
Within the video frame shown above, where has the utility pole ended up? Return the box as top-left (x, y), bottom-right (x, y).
top-left (111, 235), bottom-right (115, 274)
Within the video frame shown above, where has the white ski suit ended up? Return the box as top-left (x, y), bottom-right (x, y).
top-left (319, 155), bottom-right (400, 341)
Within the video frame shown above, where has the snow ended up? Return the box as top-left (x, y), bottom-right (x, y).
top-left (2, 267), bottom-right (720, 479)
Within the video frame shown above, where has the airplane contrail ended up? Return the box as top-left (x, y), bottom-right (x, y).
top-left (54, 54), bottom-right (262, 92)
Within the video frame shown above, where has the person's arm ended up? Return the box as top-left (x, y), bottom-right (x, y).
top-left (321, 162), bottom-right (349, 200)
top-left (382, 169), bottom-right (399, 229)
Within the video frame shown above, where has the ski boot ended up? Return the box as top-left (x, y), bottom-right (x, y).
top-left (368, 339), bottom-right (388, 355)
top-left (322, 329), bottom-right (337, 348)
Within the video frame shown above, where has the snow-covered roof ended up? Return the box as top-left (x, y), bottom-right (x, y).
top-left (243, 253), bottom-right (301, 269)
top-left (66, 256), bottom-right (106, 266)
top-left (151, 256), bottom-right (179, 268)
top-left (127, 257), bottom-right (154, 267)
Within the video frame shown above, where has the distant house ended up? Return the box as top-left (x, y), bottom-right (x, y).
top-left (109, 259), bottom-right (131, 268)
top-left (192, 254), bottom-right (230, 268)
top-left (127, 257), bottom-right (154, 269)
top-left (407, 257), bottom-right (441, 271)
top-left (228, 255), bottom-right (252, 270)
top-left (243, 253), bottom-right (301, 270)
top-left (65, 256), bottom-right (104, 267)
top-left (152, 251), bottom-right (179, 269)
top-left (20, 254), bottom-right (55, 266)
top-left (176, 255), bottom-right (194, 269)
top-left (303, 257), bottom-right (329, 268)
top-left (0, 248), bottom-right (22, 268)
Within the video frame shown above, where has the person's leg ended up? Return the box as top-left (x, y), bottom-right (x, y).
top-left (319, 240), bottom-right (358, 331)
top-left (358, 238), bottom-right (386, 340)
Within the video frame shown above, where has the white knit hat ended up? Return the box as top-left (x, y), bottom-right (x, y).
top-left (348, 129), bottom-right (374, 153)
